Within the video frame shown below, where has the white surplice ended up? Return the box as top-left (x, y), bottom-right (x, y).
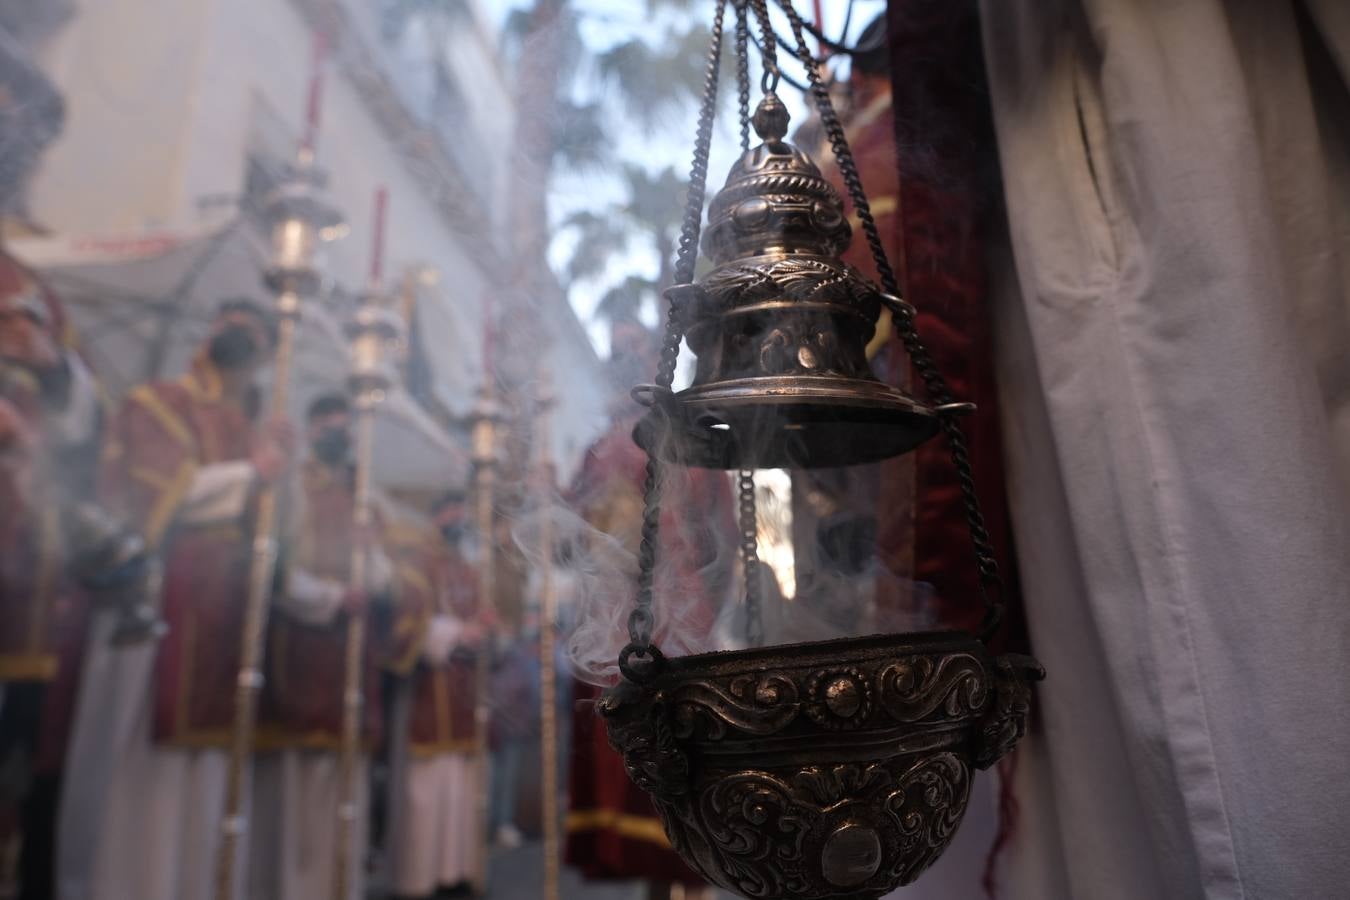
top-left (979, 2), bottom-right (1350, 898)
top-left (389, 614), bottom-right (477, 897)
top-left (249, 750), bottom-right (368, 900)
top-left (391, 753), bottom-right (476, 895)
top-left (244, 543), bottom-right (392, 900)
top-left (56, 461), bottom-right (258, 900)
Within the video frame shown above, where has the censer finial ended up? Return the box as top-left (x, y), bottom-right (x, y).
top-left (751, 91), bottom-right (790, 144)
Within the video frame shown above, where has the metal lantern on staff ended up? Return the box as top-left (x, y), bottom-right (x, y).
top-left (213, 117), bottom-right (346, 900)
top-left (600, 2), bottom-right (1043, 899)
top-left (332, 186), bottom-right (403, 900)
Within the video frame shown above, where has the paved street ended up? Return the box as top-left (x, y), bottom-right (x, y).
top-left (483, 842), bottom-right (739, 900)
top-left (487, 842), bottom-right (643, 899)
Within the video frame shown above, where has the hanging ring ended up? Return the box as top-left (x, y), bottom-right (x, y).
top-left (627, 606), bottom-right (656, 643)
top-left (878, 291), bottom-right (915, 322)
top-left (631, 384), bottom-right (673, 409)
top-left (761, 64), bottom-right (781, 94)
top-left (618, 642), bottom-right (666, 685)
top-left (936, 402), bottom-right (978, 417)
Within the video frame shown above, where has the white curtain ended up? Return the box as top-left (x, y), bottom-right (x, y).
top-left (980, 1), bottom-right (1350, 898)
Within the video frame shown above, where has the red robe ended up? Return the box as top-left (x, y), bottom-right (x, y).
top-left (809, 65), bottom-right (1016, 641)
top-left (379, 520), bottom-right (477, 758)
top-left (0, 249), bottom-right (84, 685)
top-left (564, 411), bottom-right (733, 886)
top-left (0, 249), bottom-right (99, 776)
top-left (257, 462), bottom-right (419, 751)
top-left (98, 357), bottom-right (258, 746)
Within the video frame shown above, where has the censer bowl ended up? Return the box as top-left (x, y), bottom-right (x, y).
top-left (634, 376), bottom-right (938, 470)
top-left (601, 631), bottom-right (1043, 900)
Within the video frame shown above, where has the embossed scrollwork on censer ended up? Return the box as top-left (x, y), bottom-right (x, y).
top-left (884, 753), bottom-right (971, 885)
top-left (974, 654), bottom-right (1044, 769)
top-left (699, 772), bottom-right (814, 899)
top-left (670, 673), bottom-right (801, 741)
top-left (700, 257), bottom-right (876, 313)
top-left (599, 684), bottom-right (690, 800)
top-left (877, 653), bottom-right (988, 724)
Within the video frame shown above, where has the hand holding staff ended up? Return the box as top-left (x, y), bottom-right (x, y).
top-left (214, 151), bottom-right (345, 900)
top-left (333, 186), bottom-right (403, 900)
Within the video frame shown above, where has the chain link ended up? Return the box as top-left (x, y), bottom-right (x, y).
top-left (749, 0), bottom-right (780, 93)
top-left (775, 0), bottom-right (1005, 640)
top-left (738, 470), bottom-right (764, 646)
top-left (624, 0), bottom-right (727, 671)
top-left (735, 1), bottom-right (751, 152)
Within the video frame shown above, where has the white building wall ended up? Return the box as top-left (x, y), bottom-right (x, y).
top-left (26, 0), bottom-right (607, 484)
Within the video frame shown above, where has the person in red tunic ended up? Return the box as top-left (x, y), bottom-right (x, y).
top-left (389, 491), bottom-right (489, 900)
top-left (563, 320), bottom-right (733, 900)
top-left (248, 391), bottom-right (419, 900)
top-left (0, 34), bottom-right (148, 899)
top-left (60, 298), bottom-right (294, 900)
top-left (4, 27), bottom-right (159, 900)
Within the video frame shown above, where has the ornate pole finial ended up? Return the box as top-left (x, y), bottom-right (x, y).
top-left (333, 192), bottom-right (403, 900)
top-left (215, 119), bottom-right (346, 900)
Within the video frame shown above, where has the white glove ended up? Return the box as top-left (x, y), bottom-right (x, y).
top-left (420, 614), bottom-right (463, 665)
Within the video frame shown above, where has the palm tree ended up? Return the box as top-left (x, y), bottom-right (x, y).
top-left (558, 163), bottom-right (687, 340)
top-left (500, 0), bottom-right (716, 353)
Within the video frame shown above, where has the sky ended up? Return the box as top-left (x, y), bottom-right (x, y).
top-left (477, 0), bottom-right (882, 355)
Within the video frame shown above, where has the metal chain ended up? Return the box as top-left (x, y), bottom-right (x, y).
top-left (775, 0), bottom-right (1005, 640)
top-left (735, 1), bottom-right (751, 152)
top-left (738, 470), bottom-right (764, 646)
top-left (749, 0), bottom-right (780, 93)
top-left (623, 0), bottom-right (727, 679)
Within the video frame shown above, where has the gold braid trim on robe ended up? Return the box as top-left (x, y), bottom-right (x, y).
top-left (564, 810), bottom-right (672, 848)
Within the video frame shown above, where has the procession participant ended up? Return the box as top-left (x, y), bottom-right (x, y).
top-left (248, 392), bottom-right (415, 900)
top-left (389, 491), bottom-right (489, 900)
top-left (487, 612), bottom-right (539, 851)
top-left (0, 282), bottom-right (113, 900)
top-left (563, 320), bottom-right (732, 900)
top-left (60, 298), bottom-right (293, 900)
top-left (0, 49), bottom-right (113, 892)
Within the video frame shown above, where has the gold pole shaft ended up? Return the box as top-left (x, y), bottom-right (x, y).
top-left (214, 305), bottom-right (299, 900)
top-left (333, 392), bottom-right (377, 900)
top-left (536, 399), bottom-right (561, 900)
top-left (472, 452), bottom-right (496, 895)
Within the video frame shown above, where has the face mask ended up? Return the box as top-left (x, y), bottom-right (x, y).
top-left (311, 428), bottom-right (350, 465)
top-left (208, 325), bottom-right (259, 370)
top-left (441, 524), bottom-right (464, 546)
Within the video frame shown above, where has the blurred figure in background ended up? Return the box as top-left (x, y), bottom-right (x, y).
top-left (1, 32), bottom-right (142, 900)
top-left (61, 299), bottom-right (292, 900)
top-left (389, 491), bottom-right (488, 900)
top-left (487, 612), bottom-right (539, 851)
top-left (249, 392), bottom-right (417, 900)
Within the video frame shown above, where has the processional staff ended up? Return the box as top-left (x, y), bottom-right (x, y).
top-left (470, 318), bottom-right (503, 896)
top-left (333, 186), bottom-right (402, 900)
top-left (533, 375), bottom-right (561, 900)
top-left (214, 51), bottom-right (345, 900)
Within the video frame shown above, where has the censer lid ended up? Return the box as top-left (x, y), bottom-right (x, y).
top-left (636, 94), bottom-right (937, 470)
top-left (701, 94), bottom-right (852, 265)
